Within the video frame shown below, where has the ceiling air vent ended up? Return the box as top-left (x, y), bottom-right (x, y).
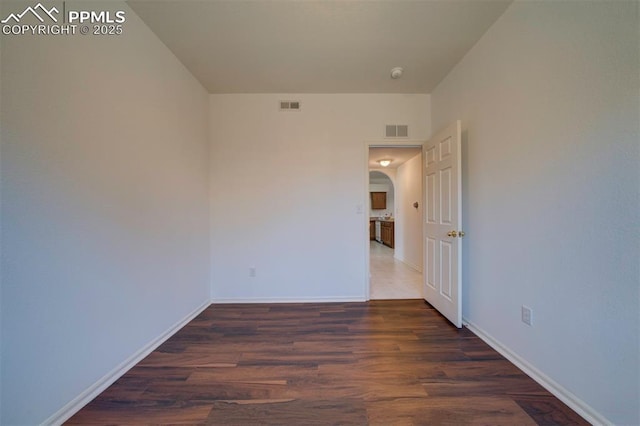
top-left (279, 100), bottom-right (301, 111)
top-left (385, 124), bottom-right (409, 138)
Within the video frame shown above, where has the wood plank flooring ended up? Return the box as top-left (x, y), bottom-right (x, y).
top-left (67, 300), bottom-right (587, 425)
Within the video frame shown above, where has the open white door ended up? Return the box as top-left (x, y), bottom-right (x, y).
top-left (423, 121), bottom-right (463, 328)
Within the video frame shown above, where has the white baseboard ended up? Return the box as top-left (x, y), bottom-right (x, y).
top-left (393, 255), bottom-right (422, 273)
top-left (211, 296), bottom-right (366, 304)
top-left (42, 300), bottom-right (211, 426)
top-left (463, 317), bottom-right (610, 426)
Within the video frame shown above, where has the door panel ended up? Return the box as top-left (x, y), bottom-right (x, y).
top-left (423, 121), bottom-right (463, 328)
top-left (440, 240), bottom-right (452, 300)
top-left (426, 173), bottom-right (436, 223)
top-left (426, 237), bottom-right (436, 289)
top-left (440, 168), bottom-right (452, 224)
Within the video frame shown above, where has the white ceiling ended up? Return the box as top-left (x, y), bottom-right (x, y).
top-left (369, 147), bottom-right (421, 169)
top-left (128, 1), bottom-right (512, 94)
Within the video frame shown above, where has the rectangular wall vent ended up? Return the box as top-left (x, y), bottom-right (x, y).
top-left (385, 124), bottom-right (409, 138)
top-left (279, 100), bottom-right (301, 111)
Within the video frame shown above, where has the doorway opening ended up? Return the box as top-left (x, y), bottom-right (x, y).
top-left (367, 145), bottom-right (424, 300)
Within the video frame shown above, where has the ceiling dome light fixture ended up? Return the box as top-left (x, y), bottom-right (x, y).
top-left (390, 67), bottom-right (404, 79)
top-left (378, 159), bottom-right (392, 167)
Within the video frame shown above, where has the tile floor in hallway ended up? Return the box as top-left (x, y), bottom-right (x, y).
top-left (370, 241), bottom-right (422, 299)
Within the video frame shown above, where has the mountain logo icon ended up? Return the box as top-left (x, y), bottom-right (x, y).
top-left (1, 3), bottom-right (59, 24)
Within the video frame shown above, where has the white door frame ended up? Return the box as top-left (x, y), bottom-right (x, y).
top-left (363, 140), bottom-right (426, 300)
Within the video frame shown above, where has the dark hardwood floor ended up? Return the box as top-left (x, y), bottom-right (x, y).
top-left (68, 300), bottom-right (587, 425)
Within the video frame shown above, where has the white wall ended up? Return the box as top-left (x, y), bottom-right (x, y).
top-left (1, 2), bottom-right (210, 424)
top-left (369, 168), bottom-right (396, 183)
top-left (431, 1), bottom-right (639, 424)
top-left (394, 153), bottom-right (422, 271)
top-left (210, 94), bottom-right (429, 301)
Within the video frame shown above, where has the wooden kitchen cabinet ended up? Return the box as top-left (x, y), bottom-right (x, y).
top-left (371, 192), bottom-right (386, 210)
top-left (370, 220), bottom-right (375, 240)
top-left (381, 221), bottom-right (394, 248)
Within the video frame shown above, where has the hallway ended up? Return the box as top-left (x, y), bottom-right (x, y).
top-left (370, 241), bottom-right (422, 299)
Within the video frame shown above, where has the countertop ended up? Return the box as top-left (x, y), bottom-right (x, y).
top-left (370, 217), bottom-right (394, 222)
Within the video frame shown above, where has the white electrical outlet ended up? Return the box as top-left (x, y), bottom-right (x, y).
top-left (249, 266), bottom-right (256, 278)
top-left (521, 305), bottom-right (533, 326)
